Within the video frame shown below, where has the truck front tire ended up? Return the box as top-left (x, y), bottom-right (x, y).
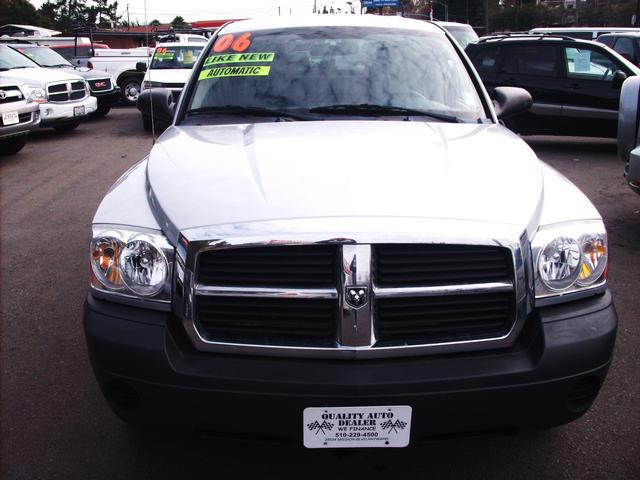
top-left (119, 77), bottom-right (142, 106)
top-left (0, 136), bottom-right (28, 155)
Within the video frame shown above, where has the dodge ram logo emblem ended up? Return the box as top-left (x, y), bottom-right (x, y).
top-left (0, 90), bottom-right (6, 100)
top-left (345, 286), bottom-right (368, 309)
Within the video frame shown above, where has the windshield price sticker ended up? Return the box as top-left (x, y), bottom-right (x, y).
top-left (198, 65), bottom-right (271, 80)
top-left (574, 51), bottom-right (591, 72)
top-left (213, 32), bottom-right (253, 53)
top-left (303, 406), bottom-right (412, 448)
top-left (203, 52), bottom-right (275, 66)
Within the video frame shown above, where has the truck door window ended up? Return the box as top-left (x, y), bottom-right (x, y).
top-left (500, 46), bottom-right (559, 77)
top-left (564, 47), bottom-right (620, 81)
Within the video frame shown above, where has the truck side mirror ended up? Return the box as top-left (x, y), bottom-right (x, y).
top-left (136, 88), bottom-right (176, 123)
top-left (618, 76), bottom-right (640, 163)
top-left (612, 70), bottom-right (627, 88)
top-left (492, 86), bottom-right (532, 119)
top-left (136, 62), bottom-right (147, 72)
top-left (617, 76), bottom-right (640, 193)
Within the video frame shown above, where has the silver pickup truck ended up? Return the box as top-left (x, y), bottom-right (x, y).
top-left (84, 16), bottom-right (617, 448)
top-left (0, 82), bottom-right (40, 154)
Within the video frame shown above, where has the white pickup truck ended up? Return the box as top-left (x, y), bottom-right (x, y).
top-left (85, 47), bottom-right (151, 105)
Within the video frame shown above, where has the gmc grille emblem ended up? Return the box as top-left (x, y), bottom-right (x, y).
top-left (345, 286), bottom-right (368, 309)
top-left (0, 90), bottom-right (6, 100)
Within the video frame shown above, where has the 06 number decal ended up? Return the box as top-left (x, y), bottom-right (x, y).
top-left (213, 32), bottom-right (252, 53)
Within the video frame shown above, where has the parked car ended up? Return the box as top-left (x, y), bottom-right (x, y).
top-left (529, 27), bottom-right (640, 41)
top-left (618, 76), bottom-right (640, 194)
top-left (136, 42), bottom-right (205, 131)
top-left (87, 47), bottom-right (151, 105)
top-left (0, 45), bottom-right (96, 131)
top-left (436, 21), bottom-right (479, 48)
top-left (597, 32), bottom-right (640, 67)
top-left (466, 34), bottom-right (639, 137)
top-left (0, 81), bottom-right (40, 154)
top-left (7, 43), bottom-right (120, 117)
top-left (84, 16), bottom-right (616, 446)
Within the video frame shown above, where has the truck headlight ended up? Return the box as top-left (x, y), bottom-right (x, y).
top-left (25, 86), bottom-right (47, 103)
top-left (90, 227), bottom-right (174, 306)
top-left (532, 220), bottom-right (607, 302)
top-left (119, 235), bottom-right (169, 296)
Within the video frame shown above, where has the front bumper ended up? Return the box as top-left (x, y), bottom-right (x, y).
top-left (39, 96), bottom-right (97, 126)
top-left (0, 109), bottom-right (40, 139)
top-left (91, 88), bottom-right (121, 109)
top-left (84, 290), bottom-right (617, 443)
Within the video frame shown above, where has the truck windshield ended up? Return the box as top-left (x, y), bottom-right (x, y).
top-left (13, 46), bottom-right (72, 67)
top-left (150, 46), bottom-right (204, 69)
top-left (185, 26), bottom-right (487, 123)
top-left (0, 45), bottom-right (39, 69)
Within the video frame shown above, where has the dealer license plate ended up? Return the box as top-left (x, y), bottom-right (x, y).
top-left (73, 105), bottom-right (85, 116)
top-left (303, 405), bottom-right (412, 448)
top-left (2, 111), bottom-right (19, 126)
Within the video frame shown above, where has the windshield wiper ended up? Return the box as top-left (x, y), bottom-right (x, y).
top-left (47, 63), bottom-right (71, 68)
top-left (308, 104), bottom-right (463, 123)
top-left (186, 105), bottom-right (310, 121)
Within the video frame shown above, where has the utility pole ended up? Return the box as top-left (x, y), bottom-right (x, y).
top-left (278, 6), bottom-right (281, 15)
top-left (127, 4), bottom-right (130, 30)
top-left (485, 0), bottom-right (489, 35)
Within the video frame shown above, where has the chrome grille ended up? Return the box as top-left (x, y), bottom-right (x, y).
top-left (183, 236), bottom-right (528, 359)
top-left (0, 85), bottom-right (23, 104)
top-left (88, 78), bottom-right (112, 92)
top-left (47, 81), bottom-right (87, 103)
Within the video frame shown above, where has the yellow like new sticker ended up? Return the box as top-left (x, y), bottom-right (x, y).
top-left (203, 52), bottom-right (275, 66)
top-left (198, 65), bottom-right (271, 80)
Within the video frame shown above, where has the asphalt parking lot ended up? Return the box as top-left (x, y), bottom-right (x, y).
top-left (1, 108), bottom-right (639, 479)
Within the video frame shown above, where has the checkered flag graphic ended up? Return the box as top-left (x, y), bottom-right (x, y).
top-left (307, 420), bottom-right (334, 435)
top-left (380, 419), bottom-right (407, 434)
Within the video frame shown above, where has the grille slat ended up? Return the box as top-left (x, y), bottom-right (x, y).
top-left (198, 245), bottom-right (339, 288)
top-left (197, 295), bottom-right (338, 346)
top-left (374, 244), bottom-right (513, 287)
top-left (375, 293), bottom-right (514, 345)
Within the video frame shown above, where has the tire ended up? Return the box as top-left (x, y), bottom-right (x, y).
top-left (54, 121), bottom-right (80, 132)
top-left (119, 76), bottom-right (142, 106)
top-left (92, 105), bottom-right (111, 118)
top-left (0, 135), bottom-right (28, 155)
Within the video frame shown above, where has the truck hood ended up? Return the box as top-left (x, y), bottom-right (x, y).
top-left (0, 67), bottom-right (84, 86)
top-left (56, 66), bottom-right (111, 80)
top-left (145, 68), bottom-right (192, 85)
top-left (147, 121), bottom-right (545, 238)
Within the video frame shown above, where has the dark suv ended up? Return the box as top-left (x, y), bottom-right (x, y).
top-left (466, 35), bottom-right (639, 137)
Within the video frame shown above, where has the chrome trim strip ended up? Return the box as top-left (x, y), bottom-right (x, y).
top-left (340, 244), bottom-right (373, 347)
top-left (535, 281), bottom-right (607, 307)
top-left (529, 102), bottom-right (562, 116)
top-left (194, 284), bottom-right (338, 299)
top-left (373, 282), bottom-right (513, 298)
top-left (562, 105), bottom-right (617, 120)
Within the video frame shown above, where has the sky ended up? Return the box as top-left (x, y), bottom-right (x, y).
top-left (28, 0), bottom-right (364, 23)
